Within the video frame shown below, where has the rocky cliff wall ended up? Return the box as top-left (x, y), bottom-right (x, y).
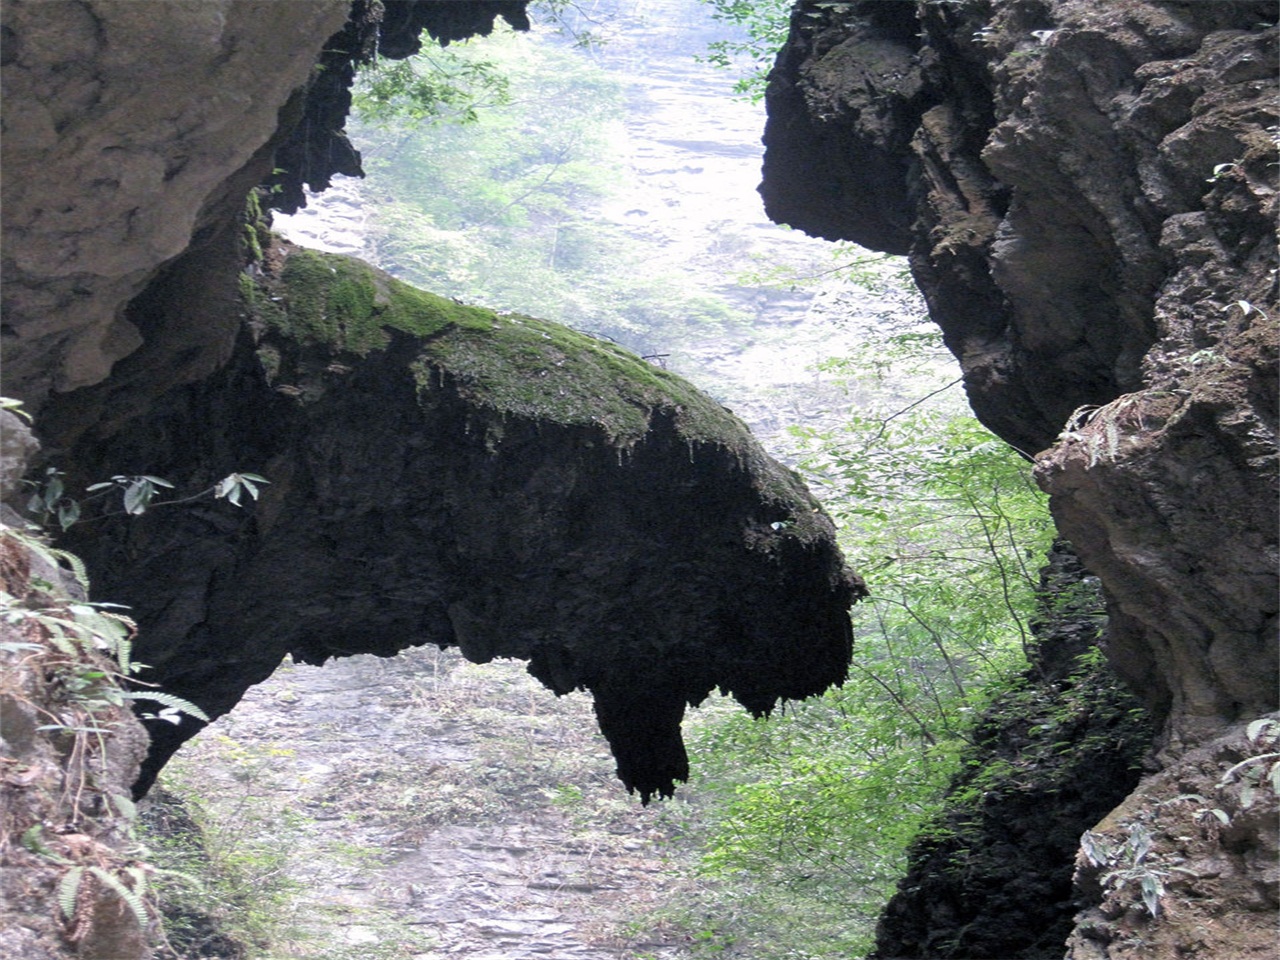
top-left (760, 1), bottom-right (1278, 956)
top-left (0, 0), bottom-right (532, 414)
top-left (764, 0), bottom-right (1277, 747)
top-left (1, 3), bottom-right (861, 954)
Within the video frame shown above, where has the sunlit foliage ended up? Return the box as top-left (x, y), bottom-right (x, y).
top-left (350, 25), bottom-right (746, 354)
top-left (679, 329), bottom-right (1054, 957)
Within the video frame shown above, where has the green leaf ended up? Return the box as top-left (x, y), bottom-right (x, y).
top-left (1140, 873), bottom-right (1163, 917)
top-left (58, 866), bottom-right (84, 920)
top-left (122, 481), bottom-right (153, 515)
top-left (56, 500), bottom-right (81, 530)
top-left (1079, 831), bottom-right (1114, 867)
top-left (1, 396), bottom-right (33, 423)
top-left (21, 823), bottom-right (70, 863)
top-left (1247, 717), bottom-right (1278, 745)
top-left (0, 641), bottom-right (43, 653)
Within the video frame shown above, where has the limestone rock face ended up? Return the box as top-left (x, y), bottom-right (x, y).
top-left (56, 243), bottom-right (860, 804)
top-left (761, 2), bottom-right (1277, 956)
top-left (0, 0), bottom-right (351, 403)
top-left (763, 0), bottom-right (1277, 753)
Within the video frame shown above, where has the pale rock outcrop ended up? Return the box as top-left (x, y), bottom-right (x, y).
top-left (1, 0), bottom-right (350, 402)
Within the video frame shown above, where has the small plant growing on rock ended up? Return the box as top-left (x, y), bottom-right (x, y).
top-left (25, 468), bottom-right (269, 531)
top-left (1080, 823), bottom-right (1167, 918)
top-left (1217, 717), bottom-right (1280, 809)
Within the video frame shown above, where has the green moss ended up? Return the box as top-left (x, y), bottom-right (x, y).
top-left (413, 315), bottom-right (747, 448)
top-left (259, 247), bottom-right (766, 452)
top-left (242, 190), bottom-right (270, 264)
top-left (276, 248), bottom-right (487, 344)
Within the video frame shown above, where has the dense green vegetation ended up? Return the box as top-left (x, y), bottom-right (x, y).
top-left (664, 328), bottom-right (1053, 957)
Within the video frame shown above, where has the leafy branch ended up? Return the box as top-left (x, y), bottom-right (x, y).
top-left (26, 469), bottom-right (269, 531)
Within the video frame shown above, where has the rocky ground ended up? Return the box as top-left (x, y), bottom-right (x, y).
top-left (144, 645), bottom-right (723, 959)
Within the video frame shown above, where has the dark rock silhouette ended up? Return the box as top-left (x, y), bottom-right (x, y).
top-left (56, 241), bottom-right (861, 804)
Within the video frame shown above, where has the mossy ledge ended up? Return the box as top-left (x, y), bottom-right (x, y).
top-left (247, 241), bottom-right (827, 539)
top-left (60, 238), bottom-right (860, 805)
top-left (244, 240), bottom-right (834, 547)
top-left (262, 244), bottom-right (736, 442)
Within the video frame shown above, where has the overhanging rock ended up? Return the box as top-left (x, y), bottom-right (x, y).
top-left (60, 242), bottom-right (863, 803)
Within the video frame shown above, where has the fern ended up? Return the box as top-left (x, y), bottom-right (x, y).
top-left (21, 824), bottom-right (71, 864)
top-left (87, 866), bottom-right (151, 928)
top-left (67, 605), bottom-right (138, 673)
top-left (30, 616), bottom-right (82, 656)
top-left (45, 546), bottom-right (90, 592)
top-left (122, 690), bottom-right (211, 723)
top-left (58, 866), bottom-right (84, 920)
top-left (2, 523), bottom-right (91, 592)
top-left (1104, 416), bottom-right (1120, 461)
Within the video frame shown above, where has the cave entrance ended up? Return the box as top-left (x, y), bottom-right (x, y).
top-left (143, 1), bottom-right (936, 956)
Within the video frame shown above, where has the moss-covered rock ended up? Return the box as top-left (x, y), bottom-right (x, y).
top-left (62, 238), bottom-right (861, 805)
top-left (872, 546), bottom-right (1152, 959)
top-left (264, 246), bottom-right (747, 446)
top-left (247, 243), bottom-right (828, 539)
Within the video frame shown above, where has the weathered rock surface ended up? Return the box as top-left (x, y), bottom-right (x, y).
top-left (0, 0), bottom-right (351, 403)
top-left (54, 241), bottom-right (860, 804)
top-left (0, 513), bottom-right (153, 960)
top-left (764, 0), bottom-right (1277, 740)
top-left (0, 0), bottom-right (533, 413)
top-left (1064, 716), bottom-right (1280, 960)
top-left (761, 1), bottom-right (1277, 956)
top-left (872, 544), bottom-right (1152, 959)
